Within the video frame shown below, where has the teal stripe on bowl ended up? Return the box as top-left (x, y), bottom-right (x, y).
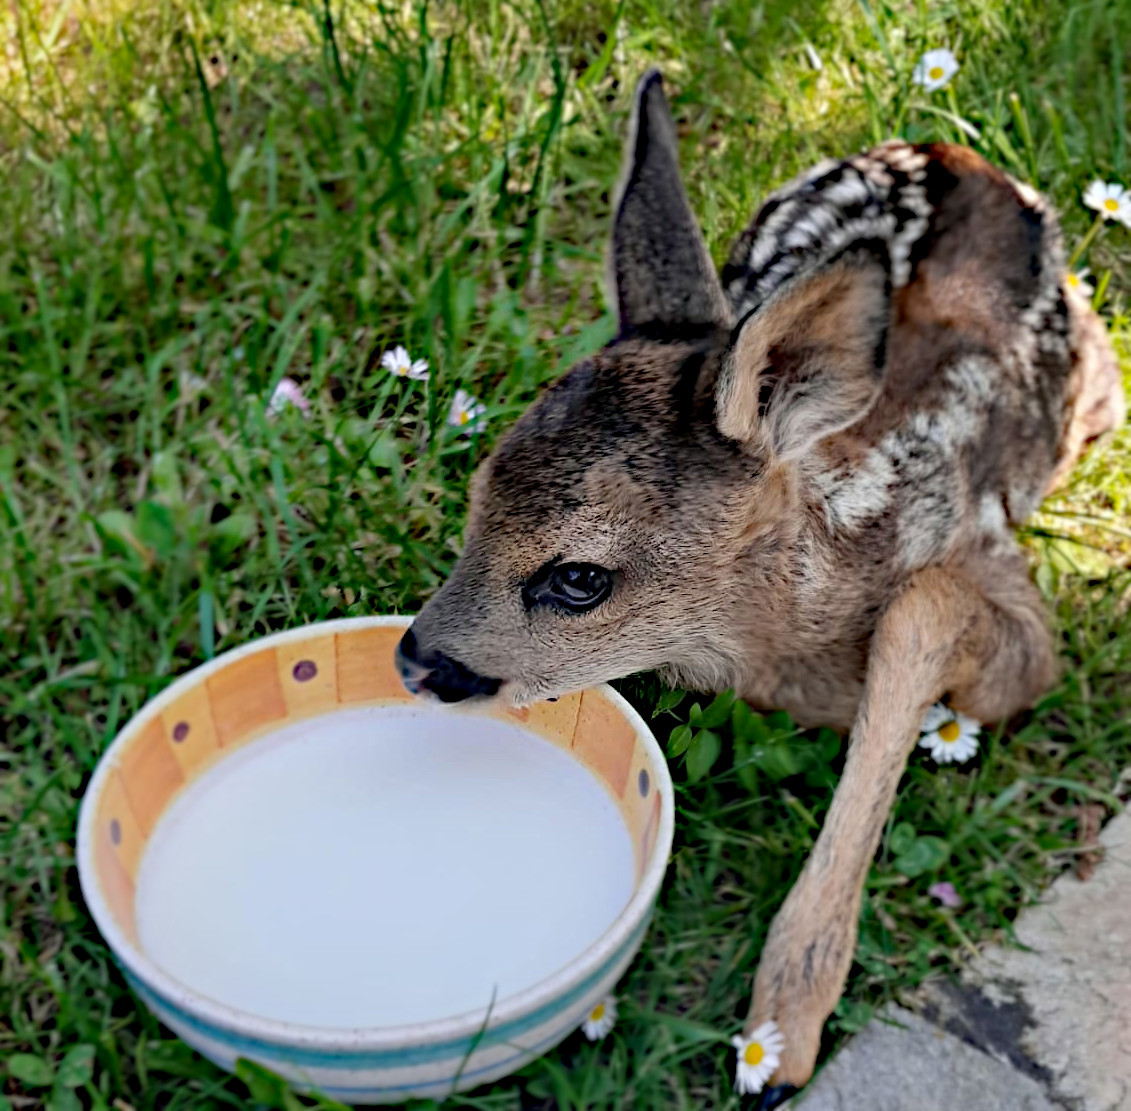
top-left (123, 911), bottom-right (651, 1070)
top-left (178, 1008), bottom-right (582, 1099)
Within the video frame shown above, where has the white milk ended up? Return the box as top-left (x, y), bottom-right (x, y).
top-left (135, 705), bottom-right (635, 1029)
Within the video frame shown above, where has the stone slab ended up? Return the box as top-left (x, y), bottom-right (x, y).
top-left (954, 809), bottom-right (1131, 1111)
top-left (791, 1004), bottom-right (1059, 1110)
top-left (789, 810), bottom-right (1131, 1110)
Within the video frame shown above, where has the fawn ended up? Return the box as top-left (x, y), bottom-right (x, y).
top-left (395, 71), bottom-right (1124, 1103)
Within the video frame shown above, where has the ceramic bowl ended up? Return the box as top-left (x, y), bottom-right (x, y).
top-left (76, 616), bottom-right (673, 1104)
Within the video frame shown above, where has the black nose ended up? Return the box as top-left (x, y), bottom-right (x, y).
top-left (394, 628), bottom-right (501, 703)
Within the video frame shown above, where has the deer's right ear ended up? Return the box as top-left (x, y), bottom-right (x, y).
top-left (716, 245), bottom-right (891, 462)
top-left (610, 71), bottom-right (731, 335)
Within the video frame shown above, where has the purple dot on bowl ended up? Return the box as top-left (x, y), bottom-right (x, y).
top-left (172, 721), bottom-right (190, 743)
top-left (638, 768), bottom-right (650, 798)
top-left (292, 660), bottom-right (318, 682)
top-left (109, 819), bottom-right (121, 846)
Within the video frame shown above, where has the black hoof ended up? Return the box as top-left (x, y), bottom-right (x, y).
top-left (752, 1083), bottom-right (800, 1109)
top-left (518, 1086), bottom-right (557, 1111)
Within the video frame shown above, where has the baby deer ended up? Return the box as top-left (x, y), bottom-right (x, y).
top-left (395, 71), bottom-right (1124, 1103)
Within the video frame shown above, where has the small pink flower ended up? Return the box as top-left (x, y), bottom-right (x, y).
top-left (268, 377), bottom-right (311, 417)
top-left (928, 881), bottom-right (961, 908)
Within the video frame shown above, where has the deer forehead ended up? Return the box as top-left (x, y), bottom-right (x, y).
top-left (469, 454), bottom-right (718, 573)
top-left (475, 501), bottom-right (645, 571)
top-left (473, 343), bottom-right (732, 511)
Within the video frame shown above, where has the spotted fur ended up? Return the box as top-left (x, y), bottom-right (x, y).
top-left (401, 70), bottom-right (1125, 1097)
top-left (722, 140), bottom-right (936, 309)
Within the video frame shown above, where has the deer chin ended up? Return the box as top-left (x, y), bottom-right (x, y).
top-left (498, 677), bottom-right (563, 709)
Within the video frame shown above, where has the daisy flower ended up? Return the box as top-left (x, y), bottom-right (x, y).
top-left (731, 1021), bottom-right (785, 1096)
top-left (448, 388), bottom-right (488, 434)
top-left (581, 995), bottom-right (617, 1040)
top-left (928, 880), bottom-right (962, 908)
top-left (1065, 267), bottom-right (1092, 293)
top-left (381, 344), bottom-right (430, 381)
top-left (918, 703), bottom-right (980, 764)
top-left (267, 377), bottom-right (311, 417)
top-left (912, 48), bottom-right (960, 92)
top-left (1083, 181), bottom-right (1131, 227)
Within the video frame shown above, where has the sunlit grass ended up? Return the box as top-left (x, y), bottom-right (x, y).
top-left (1, 1), bottom-right (1129, 1108)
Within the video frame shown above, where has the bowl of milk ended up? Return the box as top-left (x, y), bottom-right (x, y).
top-left (76, 616), bottom-right (673, 1104)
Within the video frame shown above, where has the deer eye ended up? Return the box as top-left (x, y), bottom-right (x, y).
top-left (522, 562), bottom-right (613, 614)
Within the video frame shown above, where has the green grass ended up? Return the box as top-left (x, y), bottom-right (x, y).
top-left (2, 0), bottom-right (1130, 1107)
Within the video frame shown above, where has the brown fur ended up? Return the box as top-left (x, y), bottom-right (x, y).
top-left (1050, 278), bottom-right (1127, 491)
top-left (401, 71), bottom-right (1124, 1093)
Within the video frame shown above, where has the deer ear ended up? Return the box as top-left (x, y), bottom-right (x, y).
top-left (715, 245), bottom-right (891, 461)
top-left (610, 71), bottom-right (730, 334)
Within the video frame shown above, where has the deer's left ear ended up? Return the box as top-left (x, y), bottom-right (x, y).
top-left (610, 70), bottom-right (731, 333)
top-left (715, 245), bottom-right (891, 461)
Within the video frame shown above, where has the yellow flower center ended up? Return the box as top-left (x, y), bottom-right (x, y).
top-left (939, 720), bottom-right (961, 743)
top-left (744, 1042), bottom-right (765, 1066)
top-left (928, 65), bottom-right (945, 80)
top-left (459, 411), bottom-right (470, 425)
top-left (591, 1003), bottom-right (605, 1021)
top-left (1066, 273), bottom-right (1079, 287)
top-left (1104, 197), bottom-right (1119, 212)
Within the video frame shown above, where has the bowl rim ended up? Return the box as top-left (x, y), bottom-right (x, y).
top-left (77, 614), bottom-right (675, 1051)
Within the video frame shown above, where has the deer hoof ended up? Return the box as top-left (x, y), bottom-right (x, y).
top-left (752, 1084), bottom-right (800, 1109)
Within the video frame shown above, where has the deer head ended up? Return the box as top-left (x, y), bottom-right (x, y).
top-left (394, 71), bottom-right (889, 706)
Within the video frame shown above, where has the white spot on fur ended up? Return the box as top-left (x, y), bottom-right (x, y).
top-left (945, 355), bottom-right (996, 407)
top-left (746, 222), bottom-right (786, 274)
top-left (1009, 177), bottom-right (1044, 210)
top-left (813, 450), bottom-right (895, 530)
top-left (900, 182), bottom-right (933, 216)
top-left (1006, 481), bottom-right (1042, 522)
top-left (850, 156), bottom-right (895, 189)
top-left (977, 493), bottom-right (1009, 539)
top-left (819, 172), bottom-right (874, 208)
top-left (782, 206), bottom-right (840, 250)
top-left (873, 140), bottom-right (930, 180)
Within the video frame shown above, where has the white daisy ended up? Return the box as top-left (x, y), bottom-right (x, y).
top-left (1083, 181), bottom-right (1131, 227)
top-left (380, 344), bottom-right (430, 381)
top-left (731, 1021), bottom-right (785, 1096)
top-left (1065, 267), bottom-right (1092, 293)
top-left (448, 388), bottom-right (488, 434)
top-left (912, 48), bottom-right (960, 92)
top-left (581, 995), bottom-right (617, 1040)
top-left (267, 377), bottom-right (311, 417)
top-left (918, 703), bottom-right (981, 764)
